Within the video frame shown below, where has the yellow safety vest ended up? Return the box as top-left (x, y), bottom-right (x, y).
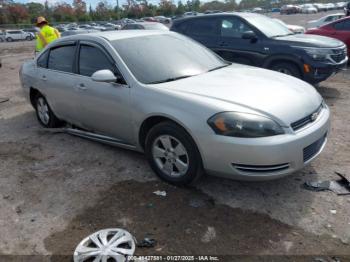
top-left (35, 25), bottom-right (60, 52)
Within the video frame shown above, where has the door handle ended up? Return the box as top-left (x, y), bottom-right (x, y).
top-left (76, 83), bottom-right (87, 90)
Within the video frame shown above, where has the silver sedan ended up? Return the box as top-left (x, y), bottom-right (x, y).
top-left (20, 31), bottom-right (330, 185)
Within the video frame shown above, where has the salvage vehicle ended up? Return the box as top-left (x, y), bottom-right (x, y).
top-left (20, 31), bottom-right (330, 185)
top-left (306, 16), bottom-right (350, 57)
top-left (171, 13), bottom-right (348, 84)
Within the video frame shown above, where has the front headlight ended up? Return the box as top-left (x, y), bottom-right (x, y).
top-left (295, 47), bottom-right (331, 61)
top-left (208, 112), bottom-right (284, 138)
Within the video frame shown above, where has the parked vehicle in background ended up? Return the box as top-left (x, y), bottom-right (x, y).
top-left (271, 8), bottom-right (281, 12)
top-left (274, 19), bottom-right (306, 34)
top-left (20, 31), bottom-right (330, 185)
top-left (301, 4), bottom-right (318, 14)
top-left (183, 11), bottom-right (198, 16)
top-left (307, 13), bottom-right (345, 29)
top-left (346, 1), bottom-right (350, 16)
top-left (171, 13), bottom-right (347, 84)
top-left (142, 17), bottom-right (158, 22)
top-left (0, 32), bottom-right (5, 42)
top-left (313, 3), bottom-right (327, 12)
top-left (280, 5), bottom-right (299, 14)
top-left (61, 29), bottom-right (99, 37)
top-left (122, 22), bottom-right (169, 30)
top-left (155, 16), bottom-right (171, 24)
top-left (306, 16), bottom-right (350, 57)
top-left (3, 30), bottom-right (33, 42)
top-left (252, 7), bottom-right (264, 13)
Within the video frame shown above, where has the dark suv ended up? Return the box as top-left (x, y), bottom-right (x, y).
top-left (171, 13), bottom-right (348, 84)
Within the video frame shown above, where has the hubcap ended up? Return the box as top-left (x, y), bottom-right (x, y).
top-left (73, 228), bottom-right (135, 262)
top-left (152, 135), bottom-right (189, 177)
top-left (37, 97), bottom-right (50, 125)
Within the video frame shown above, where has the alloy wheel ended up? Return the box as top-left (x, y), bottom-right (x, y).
top-left (152, 135), bottom-right (189, 177)
top-left (73, 228), bottom-right (135, 262)
top-left (36, 97), bottom-right (50, 125)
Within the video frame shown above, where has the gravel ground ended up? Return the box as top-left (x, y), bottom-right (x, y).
top-left (0, 13), bottom-right (350, 260)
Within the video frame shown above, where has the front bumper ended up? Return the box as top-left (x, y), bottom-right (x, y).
top-left (198, 105), bottom-right (330, 181)
top-left (303, 57), bottom-right (348, 84)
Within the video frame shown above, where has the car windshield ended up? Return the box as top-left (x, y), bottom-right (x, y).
top-left (112, 33), bottom-right (228, 84)
top-left (245, 15), bottom-right (292, 38)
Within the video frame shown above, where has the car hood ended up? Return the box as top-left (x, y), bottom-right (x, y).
top-left (275, 33), bottom-right (344, 48)
top-left (150, 65), bottom-right (322, 126)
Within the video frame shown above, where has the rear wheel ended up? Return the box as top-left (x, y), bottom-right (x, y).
top-left (6, 37), bottom-right (13, 42)
top-left (145, 121), bottom-right (203, 186)
top-left (270, 62), bottom-right (301, 79)
top-left (34, 94), bottom-right (62, 128)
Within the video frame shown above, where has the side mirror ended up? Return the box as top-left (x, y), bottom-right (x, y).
top-left (242, 31), bottom-right (257, 40)
top-left (91, 69), bottom-right (117, 83)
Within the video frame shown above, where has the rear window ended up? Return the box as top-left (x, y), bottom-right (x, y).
top-left (48, 45), bottom-right (76, 73)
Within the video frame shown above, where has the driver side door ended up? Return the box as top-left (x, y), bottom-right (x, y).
top-left (214, 17), bottom-right (266, 66)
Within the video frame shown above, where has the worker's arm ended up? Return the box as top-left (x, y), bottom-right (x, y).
top-left (37, 32), bottom-right (48, 47)
top-left (54, 28), bottom-right (60, 38)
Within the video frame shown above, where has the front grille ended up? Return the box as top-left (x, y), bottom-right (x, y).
top-left (330, 48), bottom-right (347, 63)
top-left (303, 133), bottom-right (327, 162)
top-left (291, 104), bottom-right (323, 131)
top-left (232, 163), bottom-right (290, 173)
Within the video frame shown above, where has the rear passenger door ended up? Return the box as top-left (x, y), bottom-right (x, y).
top-left (74, 42), bottom-right (132, 143)
top-left (215, 16), bottom-right (265, 66)
top-left (182, 17), bottom-right (220, 49)
top-left (36, 42), bottom-right (80, 123)
top-left (333, 20), bottom-right (350, 48)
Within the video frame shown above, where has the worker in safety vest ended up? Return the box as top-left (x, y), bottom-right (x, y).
top-left (35, 16), bottom-right (60, 53)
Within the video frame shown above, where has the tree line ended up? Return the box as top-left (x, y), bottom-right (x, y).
top-left (0, 0), bottom-right (238, 24)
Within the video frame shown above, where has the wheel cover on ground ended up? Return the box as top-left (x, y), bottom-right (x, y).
top-left (152, 135), bottom-right (189, 177)
top-left (73, 228), bottom-right (135, 262)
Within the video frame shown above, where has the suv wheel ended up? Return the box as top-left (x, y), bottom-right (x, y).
top-left (270, 62), bottom-right (301, 79)
top-left (34, 94), bottom-right (61, 128)
top-left (6, 37), bottom-right (13, 42)
top-left (25, 36), bottom-right (31, 41)
top-left (145, 121), bottom-right (203, 185)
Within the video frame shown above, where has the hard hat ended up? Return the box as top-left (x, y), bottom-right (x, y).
top-left (36, 16), bottom-right (48, 26)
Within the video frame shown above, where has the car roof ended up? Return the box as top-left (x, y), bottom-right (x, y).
top-left (172, 12), bottom-right (264, 24)
top-left (56, 30), bottom-right (171, 42)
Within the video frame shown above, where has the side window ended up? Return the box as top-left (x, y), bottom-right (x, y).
top-left (79, 45), bottom-right (115, 77)
top-left (341, 20), bottom-right (350, 30)
top-left (48, 45), bottom-right (76, 73)
top-left (186, 18), bottom-right (218, 36)
top-left (37, 50), bottom-right (49, 68)
top-left (221, 18), bottom-right (253, 38)
top-left (334, 22), bottom-right (344, 30)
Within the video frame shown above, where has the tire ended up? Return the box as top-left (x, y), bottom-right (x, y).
top-left (6, 37), bottom-right (13, 42)
top-left (145, 121), bottom-right (203, 186)
top-left (34, 94), bottom-right (62, 128)
top-left (26, 36), bottom-right (31, 41)
top-left (270, 62), bottom-right (301, 79)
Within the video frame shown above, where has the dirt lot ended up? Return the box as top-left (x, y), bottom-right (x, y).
top-left (0, 12), bottom-right (350, 261)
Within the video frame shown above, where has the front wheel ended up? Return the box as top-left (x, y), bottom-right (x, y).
top-left (145, 121), bottom-right (203, 186)
top-left (34, 94), bottom-right (62, 128)
top-left (270, 62), bottom-right (301, 79)
top-left (6, 37), bottom-right (13, 42)
top-left (26, 36), bottom-right (31, 41)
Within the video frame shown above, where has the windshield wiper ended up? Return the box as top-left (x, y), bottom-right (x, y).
top-left (208, 63), bottom-right (231, 72)
top-left (148, 75), bottom-right (194, 84)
